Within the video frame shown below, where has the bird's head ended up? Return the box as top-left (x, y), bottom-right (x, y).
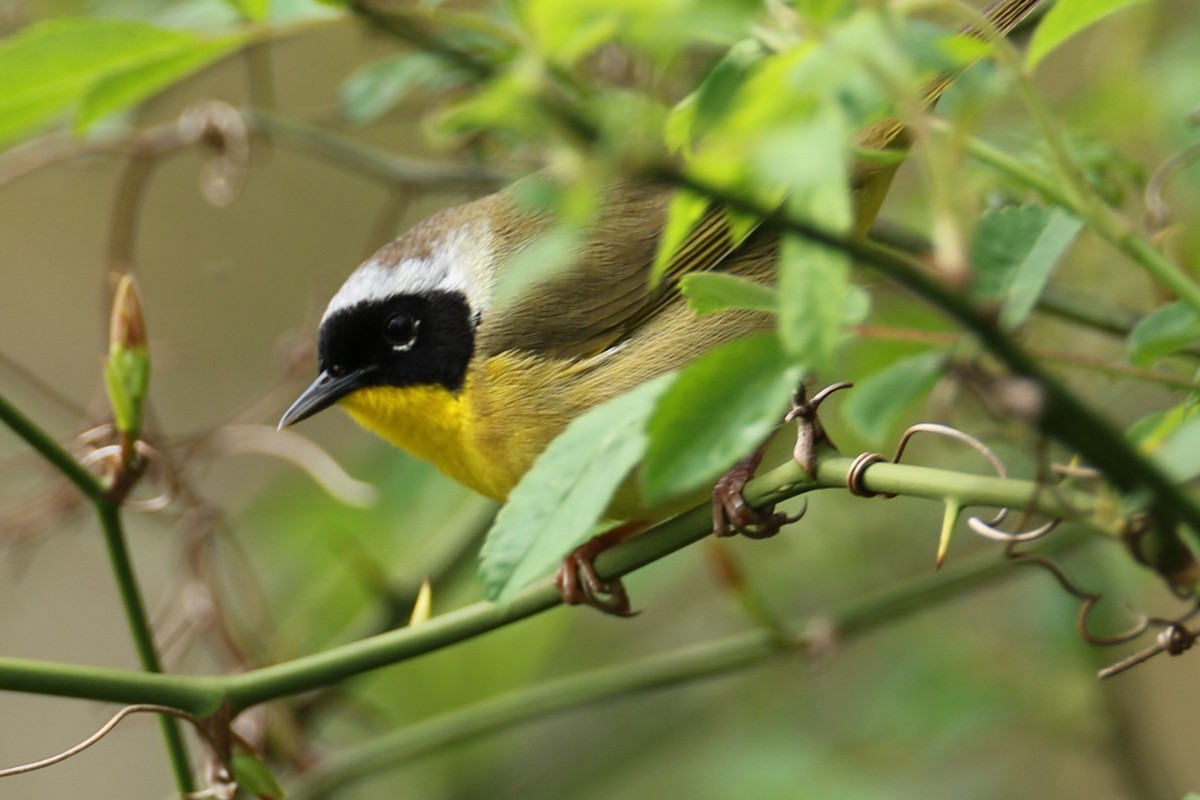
top-left (278, 206), bottom-right (497, 429)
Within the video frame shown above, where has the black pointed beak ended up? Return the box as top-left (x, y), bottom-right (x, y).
top-left (278, 369), bottom-right (370, 429)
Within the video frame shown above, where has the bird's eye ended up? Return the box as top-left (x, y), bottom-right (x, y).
top-left (384, 312), bottom-right (419, 351)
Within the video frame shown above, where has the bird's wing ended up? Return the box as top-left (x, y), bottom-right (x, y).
top-left (476, 181), bottom-right (753, 361)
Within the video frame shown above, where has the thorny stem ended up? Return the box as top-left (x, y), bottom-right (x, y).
top-left (289, 528), bottom-right (1088, 800)
top-left (0, 450), bottom-right (1101, 715)
top-left (656, 167), bottom-right (1200, 588)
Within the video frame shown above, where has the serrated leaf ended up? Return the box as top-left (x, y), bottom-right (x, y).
top-left (340, 52), bottom-right (453, 125)
top-left (842, 350), bottom-right (946, 444)
top-left (777, 234), bottom-right (852, 369)
top-left (680, 272), bottom-right (777, 316)
top-left (643, 333), bottom-right (802, 503)
top-left (0, 18), bottom-right (242, 146)
top-left (232, 752), bottom-right (284, 800)
top-left (970, 205), bottom-right (1082, 330)
top-left (1027, 0), bottom-right (1151, 69)
top-left (1128, 302), bottom-right (1200, 367)
top-left (479, 375), bottom-right (673, 603)
top-left (1151, 417), bottom-right (1200, 485)
top-left (78, 36), bottom-right (244, 132)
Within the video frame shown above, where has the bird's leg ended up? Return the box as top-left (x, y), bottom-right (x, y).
top-left (554, 520), bottom-right (649, 617)
top-left (712, 382), bottom-right (850, 539)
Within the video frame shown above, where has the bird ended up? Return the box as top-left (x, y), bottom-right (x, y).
top-left (279, 178), bottom-right (781, 612)
top-left (279, 0), bottom-right (1046, 615)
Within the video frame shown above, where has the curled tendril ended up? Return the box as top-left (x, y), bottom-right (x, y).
top-left (968, 516), bottom-right (1059, 544)
top-left (177, 102), bottom-right (250, 207)
top-left (842, 420), bottom-right (1200, 676)
top-left (1096, 603), bottom-right (1200, 679)
top-left (1144, 141), bottom-right (1200, 233)
top-left (0, 703), bottom-right (251, 780)
top-left (846, 421), bottom-right (1056, 541)
top-left (79, 438), bottom-right (179, 511)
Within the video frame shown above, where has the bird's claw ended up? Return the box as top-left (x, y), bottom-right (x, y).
top-left (711, 452), bottom-right (807, 539)
top-left (553, 524), bottom-right (643, 617)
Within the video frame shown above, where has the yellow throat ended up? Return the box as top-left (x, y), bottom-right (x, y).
top-left (340, 384), bottom-right (506, 502)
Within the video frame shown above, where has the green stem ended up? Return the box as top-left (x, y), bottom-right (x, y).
top-left (243, 110), bottom-right (509, 188)
top-left (0, 657), bottom-right (221, 713)
top-left (0, 390), bottom-right (102, 500)
top-left (290, 528), bottom-right (1088, 800)
top-left (0, 452), bottom-right (1101, 713)
top-left (1037, 285), bottom-right (1144, 338)
top-left (220, 453), bottom-right (1097, 710)
top-left (960, 133), bottom-right (1200, 316)
top-left (95, 503), bottom-right (194, 793)
top-left (0, 391), bottom-right (194, 792)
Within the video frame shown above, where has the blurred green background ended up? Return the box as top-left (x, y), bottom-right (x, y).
top-left (1, 1), bottom-right (1199, 798)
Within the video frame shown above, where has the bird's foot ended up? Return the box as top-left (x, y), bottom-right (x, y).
top-left (553, 522), bottom-right (646, 617)
top-left (712, 382), bottom-right (850, 538)
top-left (711, 448), bottom-right (806, 539)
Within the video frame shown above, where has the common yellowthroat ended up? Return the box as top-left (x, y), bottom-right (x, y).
top-left (280, 0), bottom-right (1045, 612)
top-left (279, 179), bottom-right (777, 515)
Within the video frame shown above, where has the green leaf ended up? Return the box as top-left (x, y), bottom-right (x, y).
top-left (796, 0), bottom-right (849, 23)
top-left (690, 39), bottom-right (765, 143)
top-left (777, 233), bottom-right (852, 369)
top-left (0, 18), bottom-right (243, 146)
top-left (78, 36), bottom-right (244, 132)
top-left (1027, 0), bottom-right (1151, 69)
top-left (232, 752), bottom-right (285, 800)
top-left (1129, 399), bottom-right (1200, 452)
top-left (680, 272), bottom-right (777, 316)
top-left (223, 0), bottom-right (272, 21)
top-left (491, 224), bottom-right (585, 311)
top-left (524, 0), bottom-right (759, 66)
top-left (664, 94), bottom-right (697, 154)
top-left (772, 106), bottom-right (854, 367)
top-left (340, 52), bottom-right (455, 125)
top-left (1152, 417), bottom-right (1200, 484)
top-left (650, 190), bottom-right (710, 287)
top-left (970, 205), bottom-right (1082, 330)
top-left (842, 350), bottom-right (946, 445)
top-left (479, 375), bottom-right (673, 603)
top-left (1128, 302), bottom-right (1200, 367)
top-left (643, 333), bottom-right (802, 503)
top-left (843, 284), bottom-right (872, 324)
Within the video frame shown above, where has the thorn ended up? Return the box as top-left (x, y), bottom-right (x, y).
top-left (409, 578), bottom-right (433, 626)
top-left (936, 501), bottom-right (960, 571)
